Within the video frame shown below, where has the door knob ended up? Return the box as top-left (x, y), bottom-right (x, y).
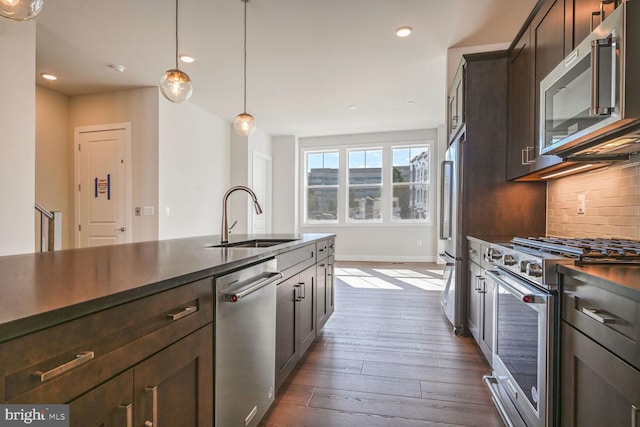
top-left (115, 227), bottom-right (126, 232)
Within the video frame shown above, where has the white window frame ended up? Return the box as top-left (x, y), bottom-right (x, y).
top-left (300, 140), bottom-right (434, 227)
top-left (390, 145), bottom-right (431, 224)
top-left (303, 150), bottom-right (340, 224)
top-left (346, 147), bottom-right (384, 224)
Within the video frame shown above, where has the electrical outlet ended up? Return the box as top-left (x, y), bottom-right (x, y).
top-left (577, 194), bottom-right (586, 214)
top-left (417, 240), bottom-right (422, 247)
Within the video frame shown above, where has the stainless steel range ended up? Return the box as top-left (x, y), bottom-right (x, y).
top-left (484, 236), bottom-right (640, 427)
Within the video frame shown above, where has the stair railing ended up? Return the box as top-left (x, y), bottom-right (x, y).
top-left (34, 203), bottom-right (62, 251)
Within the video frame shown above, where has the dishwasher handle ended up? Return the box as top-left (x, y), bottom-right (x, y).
top-left (224, 272), bottom-right (283, 302)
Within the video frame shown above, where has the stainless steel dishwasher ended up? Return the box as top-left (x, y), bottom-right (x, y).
top-left (215, 258), bottom-right (282, 427)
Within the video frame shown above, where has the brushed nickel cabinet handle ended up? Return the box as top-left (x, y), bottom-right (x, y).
top-left (632, 404), bottom-right (638, 427)
top-left (167, 305), bottom-right (197, 320)
top-left (118, 404), bottom-right (132, 427)
top-left (582, 307), bottom-right (616, 324)
top-left (33, 351), bottom-right (94, 382)
top-left (144, 386), bottom-right (158, 427)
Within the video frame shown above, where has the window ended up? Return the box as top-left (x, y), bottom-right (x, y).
top-left (302, 141), bottom-right (432, 225)
top-left (305, 151), bottom-right (339, 222)
top-left (348, 149), bottom-right (382, 222)
top-left (392, 146), bottom-right (429, 221)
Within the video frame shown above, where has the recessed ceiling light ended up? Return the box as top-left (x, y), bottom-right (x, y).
top-left (347, 105), bottom-right (357, 110)
top-left (40, 73), bottom-right (57, 81)
top-left (180, 55), bottom-right (195, 63)
top-left (395, 26), bottom-right (413, 37)
top-left (407, 100), bottom-right (415, 105)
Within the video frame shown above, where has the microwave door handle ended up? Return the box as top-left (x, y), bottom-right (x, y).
top-left (590, 36), bottom-right (616, 116)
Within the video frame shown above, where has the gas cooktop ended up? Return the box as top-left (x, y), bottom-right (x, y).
top-left (512, 237), bottom-right (640, 265)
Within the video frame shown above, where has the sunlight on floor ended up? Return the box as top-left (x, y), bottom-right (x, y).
top-left (335, 266), bottom-right (444, 291)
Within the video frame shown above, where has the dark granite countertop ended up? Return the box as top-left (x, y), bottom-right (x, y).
top-left (0, 233), bottom-right (334, 342)
top-left (558, 263), bottom-right (640, 301)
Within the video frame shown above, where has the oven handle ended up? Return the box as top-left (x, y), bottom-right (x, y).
top-left (483, 376), bottom-right (516, 427)
top-left (486, 270), bottom-right (546, 304)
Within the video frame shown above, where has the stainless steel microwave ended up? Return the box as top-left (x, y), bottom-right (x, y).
top-left (539, 1), bottom-right (640, 160)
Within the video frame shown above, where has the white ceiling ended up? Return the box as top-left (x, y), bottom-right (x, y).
top-left (34, 0), bottom-right (536, 137)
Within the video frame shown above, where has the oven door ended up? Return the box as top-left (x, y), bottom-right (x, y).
top-left (485, 269), bottom-right (554, 427)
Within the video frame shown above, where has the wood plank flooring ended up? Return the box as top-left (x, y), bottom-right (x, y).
top-left (260, 262), bottom-right (503, 426)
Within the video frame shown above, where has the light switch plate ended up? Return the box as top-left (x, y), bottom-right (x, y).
top-left (143, 206), bottom-right (154, 216)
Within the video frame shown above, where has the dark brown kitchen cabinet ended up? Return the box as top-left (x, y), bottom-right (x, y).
top-left (0, 277), bottom-right (215, 424)
top-left (561, 322), bottom-right (640, 426)
top-left (69, 325), bottom-right (213, 427)
top-left (467, 239), bottom-right (494, 364)
top-left (447, 62), bottom-right (465, 144)
top-left (507, 26), bottom-right (534, 180)
top-left (275, 264), bottom-right (316, 391)
top-left (317, 238), bottom-right (335, 331)
top-left (565, 0), bottom-right (617, 53)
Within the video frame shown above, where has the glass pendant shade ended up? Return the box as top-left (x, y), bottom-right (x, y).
top-left (159, 69), bottom-right (193, 103)
top-left (0, 0), bottom-right (43, 21)
top-left (233, 113), bottom-right (256, 136)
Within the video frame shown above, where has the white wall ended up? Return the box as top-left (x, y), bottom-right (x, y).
top-left (69, 88), bottom-right (160, 243)
top-left (36, 86), bottom-right (73, 249)
top-left (158, 96), bottom-right (231, 240)
top-left (272, 135), bottom-right (299, 233)
top-left (0, 20), bottom-right (36, 256)
top-left (229, 128), bottom-right (273, 235)
top-left (293, 129), bottom-right (439, 262)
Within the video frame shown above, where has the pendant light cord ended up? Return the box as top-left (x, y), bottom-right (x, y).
top-left (242, 0), bottom-right (248, 114)
top-left (175, 0), bottom-right (179, 70)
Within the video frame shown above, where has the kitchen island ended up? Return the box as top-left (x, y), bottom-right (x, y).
top-left (0, 233), bottom-right (335, 427)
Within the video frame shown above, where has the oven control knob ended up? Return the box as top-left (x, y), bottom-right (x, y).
top-left (489, 248), bottom-right (502, 260)
top-left (503, 254), bottom-right (517, 266)
top-left (520, 260), bottom-right (530, 272)
top-left (527, 263), bottom-right (543, 277)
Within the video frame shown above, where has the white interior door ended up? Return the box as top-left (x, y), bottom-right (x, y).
top-left (75, 124), bottom-right (132, 247)
top-left (252, 151), bottom-right (271, 234)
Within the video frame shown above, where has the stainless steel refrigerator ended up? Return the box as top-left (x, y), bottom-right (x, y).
top-left (439, 133), bottom-right (465, 334)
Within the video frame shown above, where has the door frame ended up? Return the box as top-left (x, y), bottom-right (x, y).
top-left (74, 123), bottom-right (133, 247)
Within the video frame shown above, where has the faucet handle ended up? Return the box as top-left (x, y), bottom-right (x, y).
top-left (228, 220), bottom-right (238, 234)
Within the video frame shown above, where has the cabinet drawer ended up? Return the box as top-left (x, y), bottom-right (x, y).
top-left (0, 277), bottom-right (213, 403)
top-left (277, 244), bottom-right (315, 278)
top-left (562, 275), bottom-right (639, 370)
top-left (317, 238), bottom-right (335, 261)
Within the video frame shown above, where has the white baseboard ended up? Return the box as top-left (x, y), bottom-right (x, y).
top-left (334, 255), bottom-right (438, 263)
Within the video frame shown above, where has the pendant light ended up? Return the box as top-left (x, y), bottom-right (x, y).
top-left (159, 0), bottom-right (193, 103)
top-left (0, 0), bottom-right (43, 21)
top-left (233, 0), bottom-right (256, 136)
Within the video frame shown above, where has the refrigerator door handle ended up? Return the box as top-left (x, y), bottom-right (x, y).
top-left (440, 160), bottom-right (453, 240)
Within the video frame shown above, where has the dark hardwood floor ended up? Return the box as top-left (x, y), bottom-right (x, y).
top-left (260, 262), bottom-right (503, 426)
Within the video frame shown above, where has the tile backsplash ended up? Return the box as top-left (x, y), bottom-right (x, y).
top-left (547, 156), bottom-right (640, 239)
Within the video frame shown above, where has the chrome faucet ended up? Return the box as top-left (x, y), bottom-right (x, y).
top-left (221, 186), bottom-right (263, 245)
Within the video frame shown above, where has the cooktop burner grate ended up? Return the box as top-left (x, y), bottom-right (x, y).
top-left (511, 237), bottom-right (640, 265)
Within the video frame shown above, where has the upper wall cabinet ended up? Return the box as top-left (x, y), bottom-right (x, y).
top-left (447, 62), bottom-right (465, 144)
top-left (565, 0), bottom-right (617, 53)
top-left (506, 0), bottom-right (621, 180)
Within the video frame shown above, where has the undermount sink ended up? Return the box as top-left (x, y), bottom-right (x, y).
top-left (207, 239), bottom-right (298, 249)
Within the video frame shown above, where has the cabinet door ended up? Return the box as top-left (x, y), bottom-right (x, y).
top-left (276, 275), bottom-right (300, 391)
top-left (566, 0), bottom-right (617, 52)
top-left (448, 62), bottom-right (465, 142)
top-left (507, 26), bottom-right (534, 180)
top-left (467, 262), bottom-right (482, 343)
top-left (531, 0), bottom-right (566, 156)
top-left (561, 323), bottom-right (640, 426)
top-left (480, 275), bottom-right (495, 359)
top-left (316, 261), bottom-right (328, 330)
top-left (299, 266), bottom-right (317, 355)
top-left (326, 256), bottom-right (335, 319)
top-left (69, 370), bottom-right (134, 427)
top-left (134, 324), bottom-right (213, 427)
